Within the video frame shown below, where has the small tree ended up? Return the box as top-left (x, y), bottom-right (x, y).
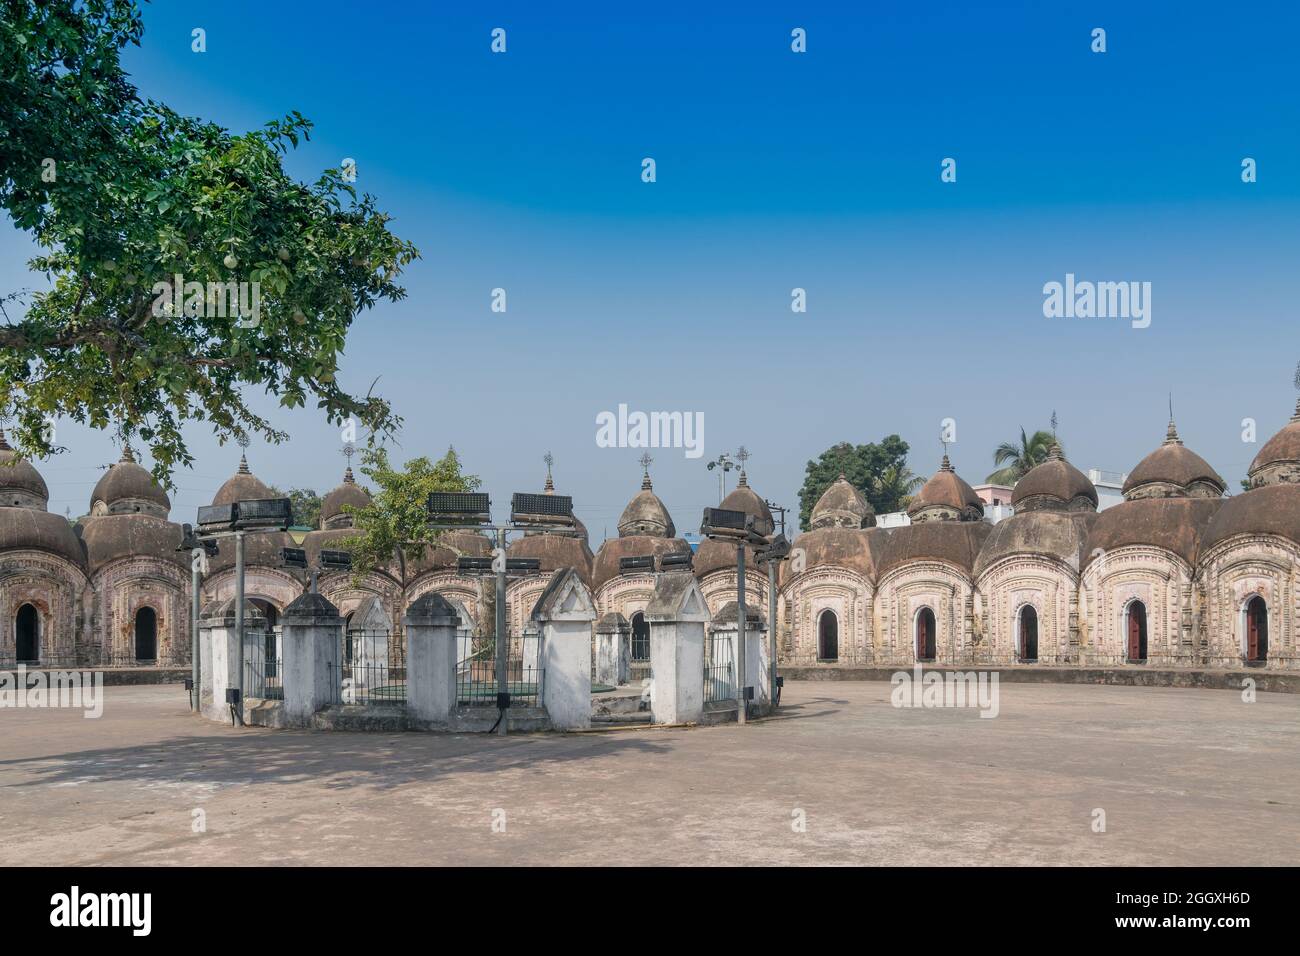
top-left (797, 436), bottom-right (918, 529)
top-left (338, 446), bottom-right (481, 621)
top-left (268, 486), bottom-right (323, 529)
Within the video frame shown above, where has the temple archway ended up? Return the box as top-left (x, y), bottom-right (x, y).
top-left (1244, 595), bottom-right (1269, 663)
top-left (817, 609), bottom-right (839, 662)
top-left (915, 607), bottom-right (936, 662)
top-left (1017, 605), bottom-right (1038, 662)
top-left (1125, 600), bottom-right (1148, 662)
top-left (15, 603), bottom-right (39, 662)
top-left (134, 606), bottom-right (157, 662)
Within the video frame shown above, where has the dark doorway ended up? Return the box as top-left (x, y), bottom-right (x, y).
top-left (1246, 596), bottom-right (1268, 662)
top-left (15, 603), bottom-right (39, 662)
top-left (915, 607), bottom-right (936, 661)
top-left (817, 610), bottom-right (839, 662)
top-left (1126, 601), bottom-right (1148, 662)
top-left (134, 606), bottom-right (157, 662)
top-left (631, 611), bottom-right (650, 662)
top-left (1018, 605), bottom-right (1038, 662)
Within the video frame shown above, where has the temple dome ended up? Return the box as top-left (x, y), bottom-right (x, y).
top-left (1011, 444), bottom-right (1098, 513)
top-left (319, 467), bottom-right (371, 529)
top-left (1123, 421), bottom-right (1225, 500)
top-left (617, 469), bottom-right (675, 538)
top-left (906, 456), bottom-right (983, 522)
top-left (974, 510), bottom-right (1095, 578)
top-left (810, 475), bottom-right (875, 530)
top-left (0, 508), bottom-right (86, 569)
top-left (89, 448), bottom-right (171, 517)
top-left (785, 526), bottom-right (881, 585)
top-left (78, 514), bottom-right (187, 574)
top-left (718, 472), bottom-right (774, 537)
top-left (212, 453), bottom-right (272, 506)
top-left (1248, 397), bottom-right (1300, 488)
top-left (1083, 497), bottom-right (1221, 570)
top-left (1201, 483), bottom-right (1300, 553)
top-left (593, 535), bottom-right (693, 590)
top-left (876, 521), bottom-right (991, 579)
top-left (0, 430), bottom-right (50, 508)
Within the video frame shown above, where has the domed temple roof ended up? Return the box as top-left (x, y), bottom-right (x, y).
top-left (1201, 483), bottom-right (1300, 553)
top-left (810, 475), bottom-right (875, 530)
top-left (974, 510), bottom-right (1095, 577)
top-left (785, 526), bottom-right (882, 585)
top-left (1011, 444), bottom-right (1098, 513)
top-left (320, 467), bottom-right (371, 529)
top-left (593, 535), bottom-right (693, 591)
top-left (0, 430), bottom-right (50, 506)
top-left (78, 514), bottom-right (187, 574)
top-left (719, 471), bottom-right (775, 537)
top-left (89, 448), bottom-right (171, 516)
top-left (1248, 397), bottom-right (1300, 488)
top-left (617, 465), bottom-right (676, 538)
top-left (212, 453), bottom-right (273, 507)
top-left (1123, 421), bottom-right (1225, 500)
top-left (0, 507), bottom-right (86, 569)
top-left (907, 456), bottom-right (983, 522)
top-left (876, 520), bottom-right (991, 580)
top-left (1083, 497), bottom-right (1222, 570)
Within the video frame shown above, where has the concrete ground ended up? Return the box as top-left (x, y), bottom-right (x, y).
top-left (1, 680), bottom-right (1296, 866)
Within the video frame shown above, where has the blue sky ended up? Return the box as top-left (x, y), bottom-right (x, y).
top-left (3, 0), bottom-right (1299, 535)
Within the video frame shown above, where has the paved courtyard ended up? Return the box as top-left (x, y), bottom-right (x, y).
top-left (1, 680), bottom-right (1296, 866)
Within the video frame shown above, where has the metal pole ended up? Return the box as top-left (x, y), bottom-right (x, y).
top-left (190, 551), bottom-right (201, 712)
top-left (736, 542), bottom-right (747, 726)
top-left (234, 530), bottom-right (245, 721)
top-left (767, 558), bottom-right (778, 710)
top-left (495, 527), bottom-right (508, 736)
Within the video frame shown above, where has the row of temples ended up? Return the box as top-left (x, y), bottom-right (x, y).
top-left (3, 395), bottom-right (1300, 672)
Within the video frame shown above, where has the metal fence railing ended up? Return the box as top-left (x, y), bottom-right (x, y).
top-left (456, 644), bottom-right (543, 707)
top-left (704, 637), bottom-right (735, 704)
top-left (329, 629), bottom-right (406, 705)
top-left (244, 655), bottom-right (283, 700)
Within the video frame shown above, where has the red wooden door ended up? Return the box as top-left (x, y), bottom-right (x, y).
top-left (916, 612), bottom-right (931, 659)
top-left (1246, 603), bottom-right (1260, 661)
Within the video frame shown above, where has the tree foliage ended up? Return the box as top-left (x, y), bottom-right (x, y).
top-left (339, 446), bottom-right (480, 588)
top-left (797, 436), bottom-right (919, 529)
top-left (268, 485), bottom-right (322, 529)
top-left (987, 428), bottom-right (1059, 485)
top-left (0, 0), bottom-right (418, 485)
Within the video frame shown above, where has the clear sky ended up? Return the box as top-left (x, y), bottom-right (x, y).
top-left (3, 0), bottom-right (1299, 537)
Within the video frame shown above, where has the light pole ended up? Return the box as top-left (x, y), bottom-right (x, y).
top-left (427, 490), bottom-right (574, 736)
top-left (701, 506), bottom-right (768, 725)
top-left (706, 453), bottom-right (734, 504)
top-left (177, 530), bottom-right (219, 712)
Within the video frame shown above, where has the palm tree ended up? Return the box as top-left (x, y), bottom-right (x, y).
top-left (875, 463), bottom-right (926, 512)
top-left (987, 428), bottom-right (1058, 486)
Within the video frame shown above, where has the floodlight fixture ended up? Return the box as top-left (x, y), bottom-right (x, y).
top-left (618, 554), bottom-right (656, 574)
top-left (457, 555), bottom-right (495, 574)
top-left (320, 549), bottom-right (352, 571)
top-left (281, 547), bottom-right (309, 569)
top-left (510, 492), bottom-right (574, 528)
top-left (505, 557), bottom-right (541, 574)
top-left (659, 551), bottom-right (694, 571)
top-left (428, 492), bottom-right (492, 525)
top-left (234, 497), bottom-right (293, 531)
top-left (197, 504), bottom-right (236, 533)
top-left (756, 533), bottom-right (792, 564)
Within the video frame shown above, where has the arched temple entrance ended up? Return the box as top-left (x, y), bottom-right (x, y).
top-left (1017, 605), bottom-right (1038, 662)
top-left (1125, 600), bottom-right (1148, 662)
top-left (134, 606), bottom-right (157, 662)
top-left (1245, 595), bottom-right (1269, 663)
top-left (915, 607), bottom-right (936, 662)
top-left (817, 609), bottom-right (839, 662)
top-left (15, 603), bottom-right (39, 662)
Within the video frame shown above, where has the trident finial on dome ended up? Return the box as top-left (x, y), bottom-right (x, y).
top-left (1164, 394), bottom-right (1183, 445)
top-left (638, 451), bottom-right (653, 490)
top-left (341, 441), bottom-right (356, 482)
top-left (736, 446), bottom-right (751, 486)
top-left (1291, 360), bottom-right (1300, 422)
top-left (236, 434), bottom-right (251, 473)
top-left (543, 451), bottom-right (555, 493)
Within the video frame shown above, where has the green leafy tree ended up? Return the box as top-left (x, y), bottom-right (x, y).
top-left (987, 428), bottom-right (1059, 485)
top-left (268, 486), bottom-right (323, 529)
top-left (0, 0), bottom-right (418, 484)
top-left (798, 436), bottom-right (918, 529)
top-left (339, 446), bottom-right (481, 619)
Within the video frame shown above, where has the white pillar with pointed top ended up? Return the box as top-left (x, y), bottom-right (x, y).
top-left (646, 572), bottom-right (709, 725)
top-left (531, 568), bottom-right (597, 730)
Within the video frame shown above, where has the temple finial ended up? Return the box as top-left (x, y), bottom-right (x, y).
top-left (639, 451), bottom-right (653, 490)
top-left (543, 451), bottom-right (555, 493)
top-left (236, 434), bottom-right (251, 473)
top-left (736, 446), bottom-right (750, 486)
